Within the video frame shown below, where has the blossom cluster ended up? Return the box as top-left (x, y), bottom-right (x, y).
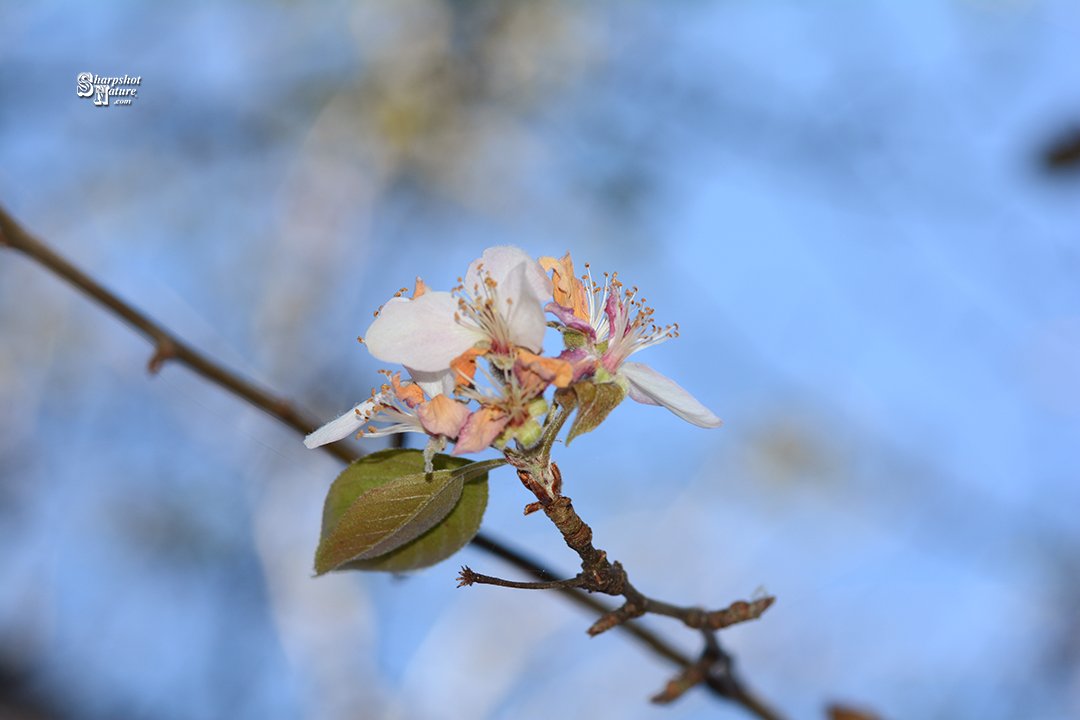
top-left (305, 247), bottom-right (720, 456)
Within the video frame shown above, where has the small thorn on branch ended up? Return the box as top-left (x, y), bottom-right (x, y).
top-left (148, 339), bottom-right (178, 374)
top-left (587, 597), bottom-right (647, 636)
top-left (652, 635), bottom-right (730, 704)
top-left (651, 661), bottom-right (706, 704)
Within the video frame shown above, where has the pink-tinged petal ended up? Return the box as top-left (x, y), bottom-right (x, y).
top-left (604, 292), bottom-right (625, 341)
top-left (464, 246), bottom-right (552, 302)
top-left (364, 292), bottom-right (482, 372)
top-left (557, 347), bottom-right (599, 382)
top-left (452, 406), bottom-right (511, 455)
top-left (303, 399), bottom-right (375, 448)
top-left (620, 362), bottom-right (722, 429)
top-left (545, 301), bottom-right (596, 339)
top-left (500, 263), bottom-right (548, 353)
top-left (417, 394), bottom-right (471, 437)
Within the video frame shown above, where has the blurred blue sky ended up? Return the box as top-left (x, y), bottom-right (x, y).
top-left (2, 2), bottom-right (1079, 719)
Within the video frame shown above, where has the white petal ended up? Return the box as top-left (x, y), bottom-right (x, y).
top-left (621, 362), bottom-right (723, 429)
top-left (464, 246), bottom-right (552, 302)
top-left (407, 367), bottom-right (456, 398)
top-left (304, 399), bottom-right (375, 448)
top-left (500, 263), bottom-right (548, 353)
top-left (364, 292), bottom-right (482, 372)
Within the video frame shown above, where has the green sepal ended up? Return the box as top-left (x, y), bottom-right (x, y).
top-left (559, 377), bottom-right (628, 444)
top-left (561, 328), bottom-right (589, 349)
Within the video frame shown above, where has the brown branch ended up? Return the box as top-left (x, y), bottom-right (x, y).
top-left (470, 459), bottom-right (783, 715)
top-left (464, 532), bottom-right (697, 671)
top-left (0, 204), bottom-right (787, 720)
top-left (652, 634), bottom-right (721, 704)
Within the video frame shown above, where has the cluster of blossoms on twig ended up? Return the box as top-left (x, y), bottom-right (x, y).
top-left (304, 247), bottom-right (721, 461)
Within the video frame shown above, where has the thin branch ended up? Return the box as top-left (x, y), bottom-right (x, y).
top-left (475, 460), bottom-right (783, 716)
top-left (465, 531), bottom-right (696, 670)
top-left (0, 203), bottom-right (786, 720)
top-left (457, 566), bottom-right (586, 590)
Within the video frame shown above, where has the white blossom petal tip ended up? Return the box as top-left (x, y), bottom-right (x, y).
top-left (464, 246), bottom-right (553, 301)
top-left (620, 362), bottom-right (722, 429)
top-left (304, 399), bottom-right (377, 448)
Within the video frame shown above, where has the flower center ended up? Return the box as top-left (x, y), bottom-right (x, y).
top-left (452, 267), bottom-right (517, 361)
top-left (580, 267), bottom-right (678, 372)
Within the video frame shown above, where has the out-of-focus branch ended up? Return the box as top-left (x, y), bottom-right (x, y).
top-left (0, 204), bottom-right (351, 464)
top-left (0, 204), bottom-right (785, 719)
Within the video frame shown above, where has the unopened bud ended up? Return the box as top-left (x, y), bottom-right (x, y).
top-left (527, 397), bottom-right (548, 419)
top-left (514, 419), bottom-right (544, 448)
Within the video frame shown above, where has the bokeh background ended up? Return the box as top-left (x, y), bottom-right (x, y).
top-left (2, 2), bottom-right (1079, 719)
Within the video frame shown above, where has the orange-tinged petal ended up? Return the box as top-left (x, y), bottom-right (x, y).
top-left (539, 252), bottom-right (588, 321)
top-left (411, 277), bottom-right (428, 299)
top-left (416, 394), bottom-right (471, 437)
top-left (450, 346), bottom-right (488, 388)
top-left (538, 253), bottom-right (573, 309)
top-left (517, 349), bottom-right (573, 388)
top-left (390, 372), bottom-right (426, 408)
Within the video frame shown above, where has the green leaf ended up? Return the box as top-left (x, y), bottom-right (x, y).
top-left (339, 475), bottom-right (488, 573)
top-left (315, 449), bottom-right (490, 574)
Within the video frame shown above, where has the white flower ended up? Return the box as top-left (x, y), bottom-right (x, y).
top-left (540, 254), bottom-right (722, 429)
top-left (362, 246), bottom-right (552, 373)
